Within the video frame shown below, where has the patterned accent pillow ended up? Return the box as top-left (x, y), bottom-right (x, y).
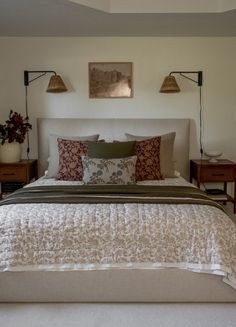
top-left (134, 136), bottom-right (163, 181)
top-left (57, 139), bottom-right (88, 181)
top-left (82, 156), bottom-right (137, 184)
top-left (126, 132), bottom-right (176, 178)
top-left (45, 134), bottom-right (99, 178)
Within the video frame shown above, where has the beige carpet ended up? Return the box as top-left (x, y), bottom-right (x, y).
top-left (0, 303), bottom-right (236, 327)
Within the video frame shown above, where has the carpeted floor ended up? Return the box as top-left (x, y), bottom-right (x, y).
top-left (0, 303), bottom-right (236, 327)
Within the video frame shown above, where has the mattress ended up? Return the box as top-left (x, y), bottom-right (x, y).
top-left (0, 176), bottom-right (236, 302)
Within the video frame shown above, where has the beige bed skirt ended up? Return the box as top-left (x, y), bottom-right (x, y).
top-left (1, 268), bottom-right (236, 303)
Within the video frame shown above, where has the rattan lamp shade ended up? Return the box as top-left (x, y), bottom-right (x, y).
top-left (159, 76), bottom-right (180, 93)
top-left (47, 75), bottom-right (68, 93)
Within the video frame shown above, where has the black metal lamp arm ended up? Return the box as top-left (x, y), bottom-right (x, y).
top-left (24, 70), bottom-right (57, 86)
top-left (24, 70), bottom-right (56, 159)
top-left (169, 71), bottom-right (203, 86)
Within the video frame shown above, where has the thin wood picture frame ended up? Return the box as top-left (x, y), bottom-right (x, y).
top-left (89, 62), bottom-right (133, 98)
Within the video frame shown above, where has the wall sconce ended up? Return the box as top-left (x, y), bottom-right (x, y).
top-left (159, 71), bottom-right (203, 93)
top-left (24, 70), bottom-right (68, 158)
top-left (160, 70), bottom-right (204, 156)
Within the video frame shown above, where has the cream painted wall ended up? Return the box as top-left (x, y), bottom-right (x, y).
top-left (0, 37), bottom-right (236, 164)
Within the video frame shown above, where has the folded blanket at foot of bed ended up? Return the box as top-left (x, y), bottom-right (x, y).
top-left (0, 185), bottom-right (226, 212)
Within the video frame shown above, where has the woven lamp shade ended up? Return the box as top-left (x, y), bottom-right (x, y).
top-left (47, 75), bottom-right (68, 93)
top-left (159, 76), bottom-right (180, 93)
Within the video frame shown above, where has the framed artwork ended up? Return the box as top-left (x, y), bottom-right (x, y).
top-left (89, 62), bottom-right (133, 98)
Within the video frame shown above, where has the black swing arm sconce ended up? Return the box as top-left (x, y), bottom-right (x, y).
top-left (160, 71), bottom-right (203, 93)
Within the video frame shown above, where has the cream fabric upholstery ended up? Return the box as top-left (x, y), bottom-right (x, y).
top-left (1, 269), bottom-right (236, 302)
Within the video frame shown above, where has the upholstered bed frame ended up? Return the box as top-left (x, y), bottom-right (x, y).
top-left (0, 118), bottom-right (236, 327)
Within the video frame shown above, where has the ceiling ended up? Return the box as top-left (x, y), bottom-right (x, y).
top-left (1, 0), bottom-right (236, 36)
top-left (70, 0), bottom-right (236, 13)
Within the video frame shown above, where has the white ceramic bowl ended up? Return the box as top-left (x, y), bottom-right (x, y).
top-left (204, 150), bottom-right (222, 163)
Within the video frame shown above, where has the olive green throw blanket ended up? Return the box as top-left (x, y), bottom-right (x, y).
top-left (0, 185), bottom-right (225, 212)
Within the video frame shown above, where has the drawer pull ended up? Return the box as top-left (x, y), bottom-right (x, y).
top-left (212, 173), bottom-right (224, 176)
top-left (2, 173), bottom-right (15, 176)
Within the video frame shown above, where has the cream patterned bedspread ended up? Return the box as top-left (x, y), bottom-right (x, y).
top-left (0, 177), bottom-right (236, 290)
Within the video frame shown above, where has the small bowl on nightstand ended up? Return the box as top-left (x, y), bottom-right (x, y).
top-left (204, 150), bottom-right (223, 163)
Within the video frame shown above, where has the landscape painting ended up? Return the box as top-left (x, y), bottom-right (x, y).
top-left (89, 62), bottom-right (133, 98)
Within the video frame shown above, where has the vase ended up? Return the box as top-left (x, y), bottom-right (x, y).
top-left (0, 141), bottom-right (21, 163)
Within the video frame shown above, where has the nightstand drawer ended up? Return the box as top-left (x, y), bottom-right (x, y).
top-left (200, 166), bottom-right (235, 182)
top-left (0, 166), bottom-right (27, 181)
top-left (0, 160), bottom-right (38, 199)
top-left (190, 159), bottom-right (236, 214)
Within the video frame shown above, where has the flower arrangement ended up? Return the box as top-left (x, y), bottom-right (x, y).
top-left (0, 110), bottom-right (32, 145)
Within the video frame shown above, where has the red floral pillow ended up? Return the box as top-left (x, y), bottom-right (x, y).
top-left (57, 138), bottom-right (88, 180)
top-left (134, 136), bottom-right (163, 181)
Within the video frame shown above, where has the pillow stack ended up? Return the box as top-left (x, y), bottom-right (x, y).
top-left (47, 131), bottom-right (176, 184)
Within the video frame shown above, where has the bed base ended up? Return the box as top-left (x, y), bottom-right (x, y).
top-left (1, 269), bottom-right (236, 303)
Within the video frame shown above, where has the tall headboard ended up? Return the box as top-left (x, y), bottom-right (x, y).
top-left (37, 118), bottom-right (190, 179)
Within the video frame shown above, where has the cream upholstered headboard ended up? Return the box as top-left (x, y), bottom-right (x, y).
top-left (37, 118), bottom-right (190, 179)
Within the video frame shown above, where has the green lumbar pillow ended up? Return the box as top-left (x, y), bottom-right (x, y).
top-left (88, 141), bottom-right (135, 159)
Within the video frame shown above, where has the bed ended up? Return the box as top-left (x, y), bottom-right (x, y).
top-left (0, 118), bottom-right (236, 326)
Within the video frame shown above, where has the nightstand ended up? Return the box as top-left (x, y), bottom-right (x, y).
top-left (190, 159), bottom-right (236, 213)
top-left (0, 159), bottom-right (38, 199)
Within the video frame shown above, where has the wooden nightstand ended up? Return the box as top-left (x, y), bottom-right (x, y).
top-left (190, 159), bottom-right (236, 213)
top-left (0, 159), bottom-right (38, 199)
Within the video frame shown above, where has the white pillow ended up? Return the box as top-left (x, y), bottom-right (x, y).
top-left (45, 134), bottom-right (99, 178)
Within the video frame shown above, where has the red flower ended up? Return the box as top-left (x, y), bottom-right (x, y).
top-left (0, 110), bottom-right (32, 145)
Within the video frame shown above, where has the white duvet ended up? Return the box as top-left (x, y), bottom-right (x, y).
top-left (0, 176), bottom-right (236, 290)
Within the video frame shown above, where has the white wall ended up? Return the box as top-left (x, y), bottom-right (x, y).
top-left (0, 37), bottom-right (236, 162)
